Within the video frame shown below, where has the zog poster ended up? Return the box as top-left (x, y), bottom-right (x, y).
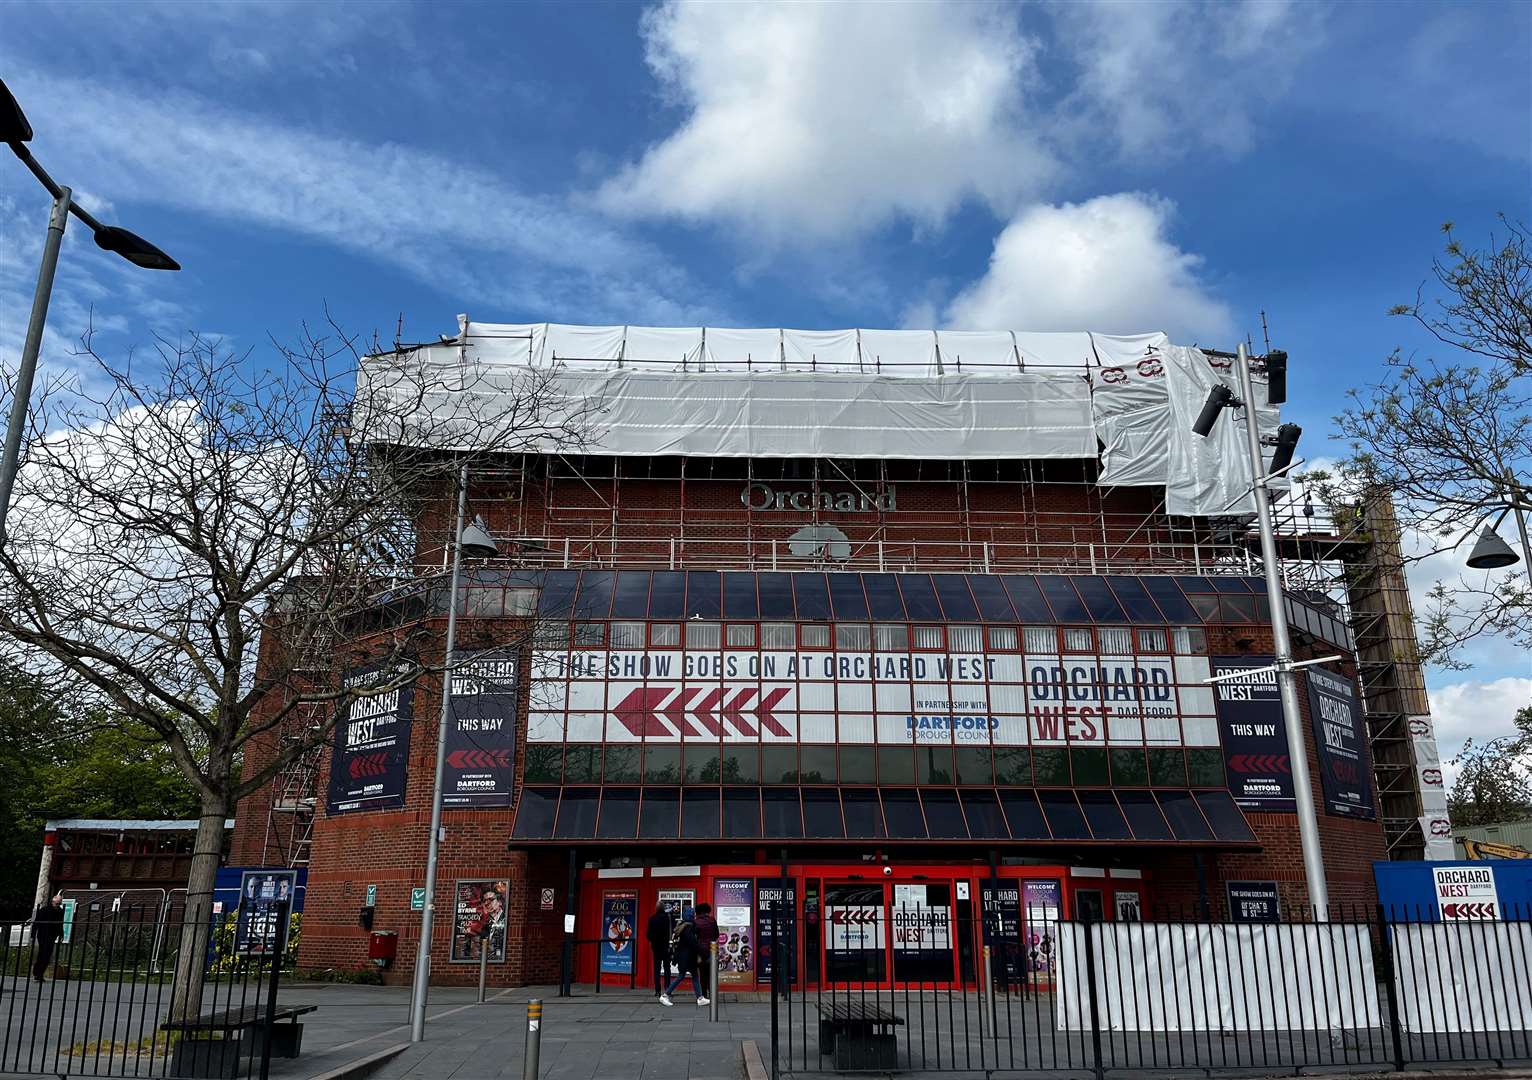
top-left (451, 879), bottom-right (507, 963)
top-left (444, 650), bottom-right (518, 808)
top-left (1212, 656), bottom-right (1295, 812)
top-left (599, 893), bottom-right (637, 974)
top-left (327, 660), bottom-right (414, 814)
top-left (1305, 666), bottom-right (1376, 819)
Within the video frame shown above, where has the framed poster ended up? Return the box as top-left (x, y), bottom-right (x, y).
top-left (756, 879), bottom-right (796, 985)
top-left (1212, 656), bottom-right (1295, 811)
top-left (599, 893), bottom-right (637, 974)
top-left (327, 660), bottom-right (415, 814)
top-left (657, 889), bottom-right (693, 976)
top-left (444, 649), bottom-right (518, 807)
top-left (450, 879), bottom-right (508, 963)
top-left (1226, 880), bottom-right (1282, 923)
top-left (1305, 667), bottom-right (1376, 819)
top-left (235, 870), bottom-right (295, 956)
top-left (713, 879), bottom-right (754, 987)
top-left (1113, 891), bottom-right (1142, 921)
top-left (1022, 879), bottom-right (1061, 975)
top-left (981, 882), bottom-right (1022, 980)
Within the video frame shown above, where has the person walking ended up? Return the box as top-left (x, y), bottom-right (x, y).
top-left (658, 907), bottom-right (708, 1008)
top-left (693, 901), bottom-right (719, 1000)
top-left (644, 900), bottom-right (673, 997)
top-left (31, 892), bottom-right (65, 983)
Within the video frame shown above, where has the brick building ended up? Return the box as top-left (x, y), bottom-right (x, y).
top-left (232, 322), bottom-right (1448, 991)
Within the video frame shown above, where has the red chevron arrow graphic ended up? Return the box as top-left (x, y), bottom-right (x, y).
top-left (689, 688), bottom-right (727, 736)
top-left (1443, 902), bottom-right (1496, 920)
top-left (661, 688), bottom-right (701, 737)
top-left (611, 688), bottom-right (671, 737)
top-left (754, 688), bottom-right (792, 737)
top-left (348, 752), bottom-right (389, 779)
top-left (447, 749), bottom-right (512, 769)
top-left (720, 688), bottom-right (758, 736)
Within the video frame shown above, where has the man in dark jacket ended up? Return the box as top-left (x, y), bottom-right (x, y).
top-left (31, 892), bottom-right (65, 983)
top-left (692, 902), bottom-right (719, 999)
top-left (658, 907), bottom-right (708, 1007)
top-left (644, 901), bottom-right (673, 997)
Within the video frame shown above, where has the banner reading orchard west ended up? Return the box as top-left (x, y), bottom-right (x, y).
top-left (327, 660), bottom-right (414, 814)
top-left (1305, 666), bottom-right (1376, 819)
top-left (444, 649), bottom-right (518, 808)
top-left (1212, 656), bottom-right (1295, 812)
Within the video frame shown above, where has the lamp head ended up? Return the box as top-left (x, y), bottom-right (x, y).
top-left (0, 79), bottom-right (33, 143)
top-left (1465, 524), bottom-right (1519, 570)
top-left (93, 226), bottom-right (180, 271)
top-left (459, 517), bottom-right (499, 560)
top-left (1268, 423), bottom-right (1302, 475)
top-left (1264, 350), bottom-right (1288, 405)
top-left (1192, 385), bottom-right (1234, 437)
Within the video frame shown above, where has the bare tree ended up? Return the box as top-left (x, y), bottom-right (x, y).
top-left (0, 320), bottom-right (587, 1015)
top-left (1330, 218), bottom-right (1531, 666)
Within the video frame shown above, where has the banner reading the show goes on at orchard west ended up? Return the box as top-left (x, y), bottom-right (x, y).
top-left (528, 646), bottom-right (1217, 747)
top-left (327, 660), bottom-right (414, 814)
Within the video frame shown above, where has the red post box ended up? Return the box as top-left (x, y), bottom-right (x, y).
top-left (368, 930), bottom-right (398, 967)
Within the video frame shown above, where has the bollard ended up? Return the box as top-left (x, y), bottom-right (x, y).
top-left (477, 943), bottom-right (489, 1003)
top-left (523, 999), bottom-right (542, 1080)
top-left (709, 942), bottom-right (719, 1022)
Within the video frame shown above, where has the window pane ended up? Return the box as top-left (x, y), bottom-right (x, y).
top-left (611, 571), bottom-right (651, 618)
top-left (757, 572), bottom-right (795, 619)
top-left (723, 573), bottom-right (759, 619)
top-left (685, 570), bottom-right (721, 619)
top-left (838, 746), bottom-right (876, 784)
top-left (799, 745), bottom-right (837, 783)
top-left (954, 747), bottom-right (993, 785)
top-left (917, 746), bottom-right (954, 784)
top-left (564, 744), bottom-right (601, 783)
top-left (1032, 747), bottom-right (1070, 785)
top-left (1105, 576), bottom-right (1165, 623)
top-left (873, 624), bottom-right (906, 651)
top-left (1157, 790), bottom-right (1212, 841)
top-left (681, 789), bottom-right (720, 839)
top-left (994, 748), bottom-right (1032, 785)
top-left (610, 621), bottom-right (645, 648)
top-left (988, 626), bottom-right (1018, 650)
top-left (840, 789), bottom-right (884, 838)
top-left (726, 623), bottom-right (757, 647)
top-left (1077, 791), bottom-right (1131, 840)
top-left (1070, 747), bottom-right (1109, 786)
top-left (1189, 594), bottom-right (1221, 622)
top-left (948, 625), bottom-right (982, 653)
top-left (604, 746), bottom-right (640, 783)
top-left (572, 571), bottom-right (614, 619)
top-left (524, 745), bottom-right (562, 783)
top-left (827, 574), bottom-right (869, 620)
top-left (1098, 627), bottom-right (1132, 653)
top-left (762, 746), bottom-right (798, 784)
top-left (761, 623), bottom-right (795, 650)
top-left (512, 787), bottom-right (559, 838)
top-left (554, 788), bottom-right (599, 838)
top-left (863, 573), bottom-right (906, 621)
top-left (537, 571), bottom-right (579, 618)
top-left (1073, 576), bottom-right (1128, 622)
top-left (1142, 578), bottom-right (1199, 622)
top-left (645, 746), bottom-right (682, 784)
top-left (1000, 791), bottom-right (1049, 839)
top-left (650, 623), bottom-right (681, 647)
top-left (719, 745), bottom-right (757, 784)
top-left (1061, 627), bottom-right (1091, 652)
top-left (723, 789), bottom-right (761, 838)
top-left (922, 789), bottom-right (968, 838)
top-left (638, 788), bottom-right (680, 838)
top-left (960, 790), bottom-right (1009, 838)
top-left (932, 575), bottom-right (980, 621)
top-left (1039, 791), bottom-right (1090, 839)
top-left (835, 623), bottom-right (870, 650)
top-left (1110, 749), bottom-right (1149, 787)
top-left (800, 623), bottom-right (831, 648)
top-left (968, 575), bottom-right (1016, 621)
top-left (573, 622), bottom-right (605, 647)
top-left (1137, 628), bottom-right (1169, 653)
top-left (506, 588), bottom-right (538, 616)
top-left (1173, 626), bottom-right (1206, 653)
top-left (595, 789), bottom-right (639, 839)
top-left (1195, 790), bottom-right (1256, 842)
top-left (1001, 575), bottom-right (1054, 621)
top-left (1187, 748), bottom-right (1226, 787)
top-left (686, 746), bottom-right (718, 784)
top-left (1118, 791), bottom-right (1172, 840)
top-left (1148, 749), bottom-right (1187, 786)
top-left (762, 789), bottom-right (803, 838)
top-left (879, 746), bottom-right (915, 784)
top-left (882, 790), bottom-right (927, 838)
top-left (686, 621), bottom-right (720, 649)
top-left (911, 626), bottom-right (943, 650)
top-left (1037, 576), bottom-right (1090, 622)
top-left (792, 572), bottom-right (832, 620)
top-left (648, 571), bottom-right (686, 619)
top-left (897, 574), bottom-right (943, 620)
top-left (804, 789), bottom-right (846, 838)
top-left (1023, 627), bottom-right (1055, 653)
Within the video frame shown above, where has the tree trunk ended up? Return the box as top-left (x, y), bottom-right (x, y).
top-left (170, 793), bottom-right (230, 1021)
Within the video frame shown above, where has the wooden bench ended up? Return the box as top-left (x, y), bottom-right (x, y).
top-left (161, 1004), bottom-right (317, 1078)
top-left (817, 1000), bottom-right (904, 1070)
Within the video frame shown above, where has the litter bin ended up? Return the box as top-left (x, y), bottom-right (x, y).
top-left (368, 930), bottom-right (398, 967)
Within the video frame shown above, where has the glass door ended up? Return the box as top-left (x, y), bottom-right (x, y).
top-left (890, 881), bottom-right (957, 987)
top-left (823, 881), bottom-right (887, 986)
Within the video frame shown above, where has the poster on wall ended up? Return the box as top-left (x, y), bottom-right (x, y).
top-left (235, 870), bottom-right (295, 956)
top-left (450, 879), bottom-right (508, 962)
top-left (1433, 866), bottom-right (1500, 921)
top-left (599, 893), bottom-right (637, 974)
top-left (714, 880), bottom-right (754, 987)
top-left (658, 889), bottom-right (694, 977)
top-left (1212, 656), bottom-right (1295, 812)
top-left (892, 883), bottom-right (951, 951)
top-left (1226, 880), bottom-right (1282, 923)
top-left (327, 660), bottom-right (414, 814)
top-left (1022, 879), bottom-right (1061, 976)
top-left (1305, 667), bottom-right (1376, 819)
top-left (756, 879), bottom-right (796, 985)
top-left (444, 649), bottom-right (518, 808)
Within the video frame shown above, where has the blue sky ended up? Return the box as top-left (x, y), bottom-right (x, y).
top-left (1, 1), bottom-right (1529, 755)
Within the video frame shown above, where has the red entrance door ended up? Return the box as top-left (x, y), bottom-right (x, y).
top-left (820, 880), bottom-right (961, 989)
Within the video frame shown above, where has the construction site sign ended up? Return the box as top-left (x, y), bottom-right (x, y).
top-left (1433, 865), bottom-right (1499, 921)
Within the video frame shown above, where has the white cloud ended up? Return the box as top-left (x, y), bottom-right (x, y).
top-left (941, 193), bottom-right (1234, 338)
top-left (1430, 677), bottom-right (1532, 788)
top-left (1049, 0), bottom-right (1324, 158)
top-left (599, 1), bottom-right (1056, 238)
top-left (0, 71), bottom-right (717, 329)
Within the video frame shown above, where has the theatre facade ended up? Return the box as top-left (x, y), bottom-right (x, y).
top-left (232, 323), bottom-right (1439, 989)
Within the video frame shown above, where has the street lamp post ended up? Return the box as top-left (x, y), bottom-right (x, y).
top-left (1464, 470), bottom-right (1532, 574)
top-left (0, 78), bottom-right (179, 545)
top-left (409, 464), bottom-right (497, 1043)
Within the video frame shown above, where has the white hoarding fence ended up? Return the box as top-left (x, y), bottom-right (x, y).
top-left (1393, 921), bottom-right (1532, 1033)
top-left (1055, 921), bottom-right (1380, 1032)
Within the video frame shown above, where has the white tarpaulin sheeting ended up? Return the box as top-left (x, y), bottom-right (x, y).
top-left (1055, 922), bottom-right (1380, 1032)
top-left (1393, 922), bottom-right (1532, 1032)
top-left (358, 321), bottom-right (1284, 515)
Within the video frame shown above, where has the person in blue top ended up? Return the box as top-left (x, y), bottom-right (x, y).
top-left (658, 906), bottom-right (709, 1008)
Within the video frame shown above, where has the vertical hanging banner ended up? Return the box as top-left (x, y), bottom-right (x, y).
top-left (1212, 656), bottom-right (1295, 812)
top-left (327, 660), bottom-right (414, 814)
top-left (444, 649), bottom-right (518, 807)
top-left (756, 879), bottom-right (796, 985)
top-left (714, 879), bottom-right (755, 987)
top-left (599, 893), bottom-right (637, 974)
top-left (1305, 667), bottom-right (1376, 819)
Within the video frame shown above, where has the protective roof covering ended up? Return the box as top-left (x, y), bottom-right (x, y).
top-left (357, 320), bottom-right (1284, 516)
